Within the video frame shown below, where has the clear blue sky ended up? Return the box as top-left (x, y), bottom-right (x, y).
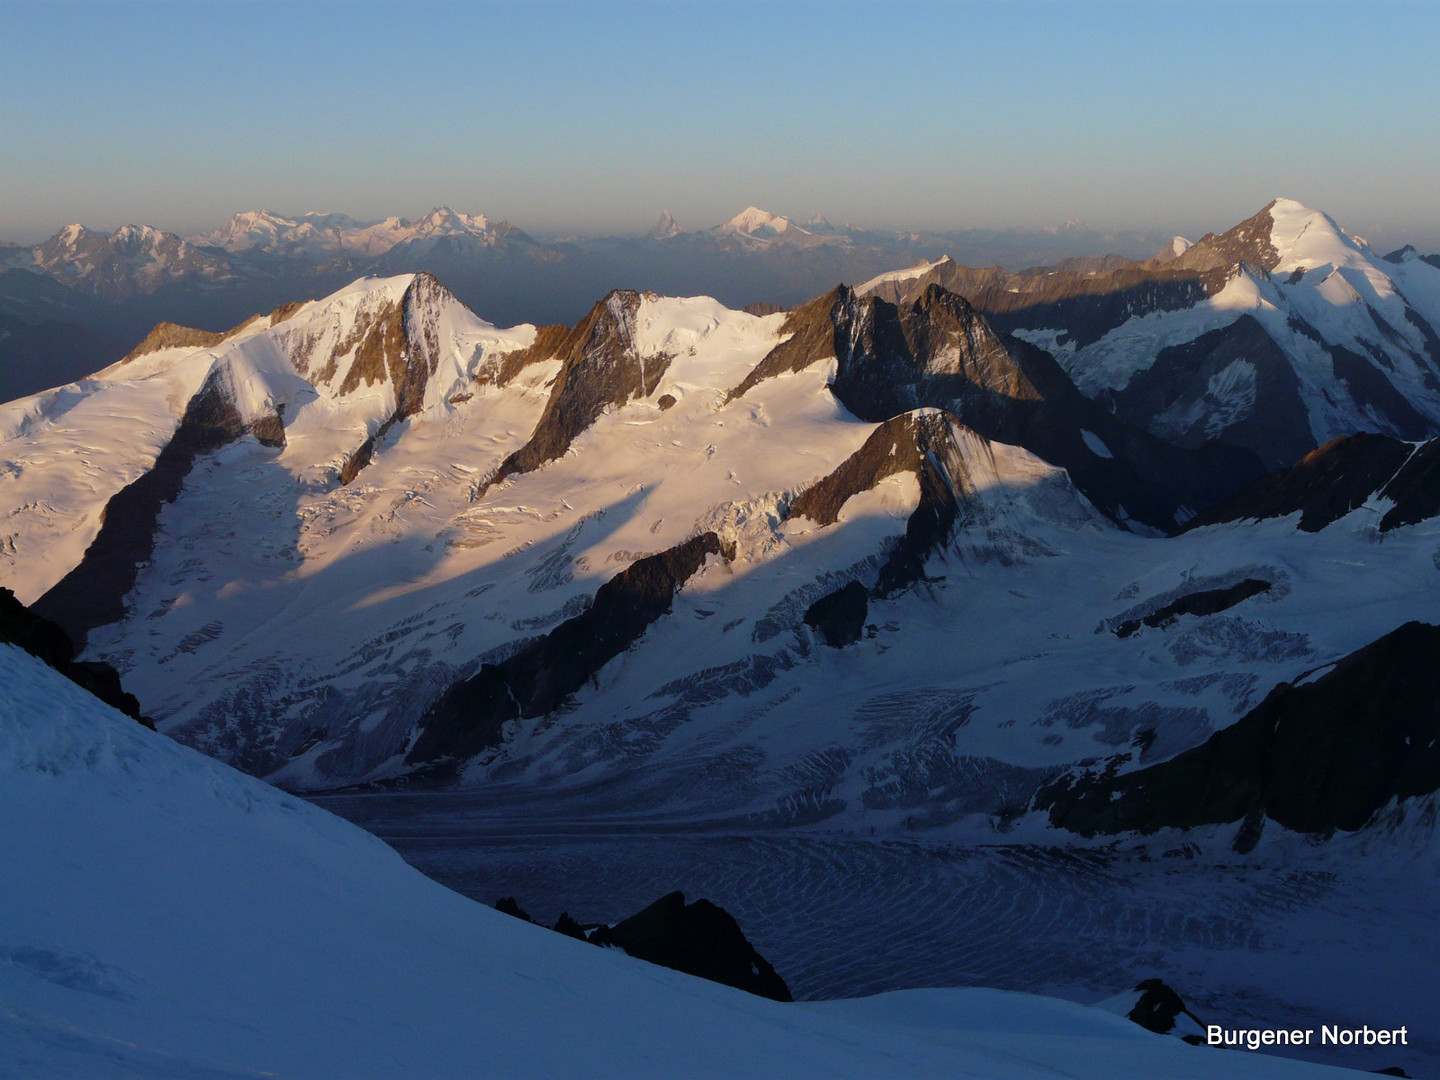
top-left (2, 0), bottom-right (1437, 247)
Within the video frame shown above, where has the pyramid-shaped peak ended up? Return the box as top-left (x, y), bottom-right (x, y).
top-left (649, 210), bottom-right (683, 239)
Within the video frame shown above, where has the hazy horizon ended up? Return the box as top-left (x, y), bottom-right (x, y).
top-left (2, 0), bottom-right (1437, 251)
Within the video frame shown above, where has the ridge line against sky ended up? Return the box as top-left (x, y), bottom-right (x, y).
top-left (1, 0), bottom-right (1437, 249)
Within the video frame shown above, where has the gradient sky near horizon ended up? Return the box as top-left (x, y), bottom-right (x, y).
top-left (2, 0), bottom-right (1437, 248)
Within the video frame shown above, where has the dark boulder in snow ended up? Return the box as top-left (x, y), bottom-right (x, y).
top-left (1124, 979), bottom-right (1207, 1045)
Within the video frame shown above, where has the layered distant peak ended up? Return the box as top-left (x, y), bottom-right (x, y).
top-left (649, 210), bottom-right (683, 240)
top-left (201, 208), bottom-right (525, 260)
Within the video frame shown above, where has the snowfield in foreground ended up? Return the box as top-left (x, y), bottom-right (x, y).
top-left (0, 643), bottom-right (1371, 1079)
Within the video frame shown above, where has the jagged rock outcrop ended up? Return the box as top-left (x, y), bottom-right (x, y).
top-left (1037, 621), bottom-right (1440, 848)
top-left (590, 891), bottom-right (792, 1002)
top-left (733, 283), bottom-right (1264, 533)
top-left (408, 533), bottom-right (727, 766)
top-left (493, 890), bottom-right (791, 1001)
top-left (0, 587), bottom-right (151, 726)
top-left (481, 290), bottom-right (671, 493)
top-left (1113, 579), bottom-right (1272, 638)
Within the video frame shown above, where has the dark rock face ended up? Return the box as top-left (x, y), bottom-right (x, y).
top-left (1167, 201), bottom-right (1281, 274)
top-left (590, 891), bottom-right (792, 1002)
top-left (0, 587), bottom-right (151, 727)
top-left (483, 290), bottom-right (671, 493)
top-left (1188, 433), bottom-right (1440, 534)
top-left (408, 533), bottom-right (726, 765)
top-left (788, 410), bottom-right (953, 527)
top-left (734, 283), bottom-right (1264, 533)
top-left (785, 410), bottom-right (993, 596)
top-left (1378, 438), bottom-right (1440, 530)
top-left (725, 288), bottom-right (845, 403)
top-left (1106, 315), bottom-right (1313, 471)
top-left (318, 273), bottom-right (456, 485)
top-left (32, 365), bottom-right (260, 649)
top-left (804, 581), bottom-right (868, 646)
top-left (1330, 345), bottom-right (1432, 441)
top-left (1113, 579), bottom-right (1272, 638)
top-left (1038, 621), bottom-right (1440, 848)
top-left (860, 257), bottom-right (1217, 353)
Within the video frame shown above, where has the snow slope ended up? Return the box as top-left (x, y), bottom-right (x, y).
top-left (0, 643), bottom-right (1372, 1080)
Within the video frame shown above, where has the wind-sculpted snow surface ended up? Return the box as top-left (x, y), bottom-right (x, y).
top-left (3, 644), bottom-right (1381, 1080)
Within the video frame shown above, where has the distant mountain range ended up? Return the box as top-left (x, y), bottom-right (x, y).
top-left (0, 205), bottom-right (1175, 403)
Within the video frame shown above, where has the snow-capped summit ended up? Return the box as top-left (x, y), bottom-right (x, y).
top-left (23, 222), bottom-right (231, 299)
top-left (198, 208), bottom-right (523, 261)
top-left (720, 206), bottom-right (796, 236)
top-left (411, 206), bottom-right (491, 236)
top-left (858, 198), bottom-right (1440, 472)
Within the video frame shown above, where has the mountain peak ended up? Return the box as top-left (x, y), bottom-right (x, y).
top-left (1264, 198), bottom-right (1363, 269)
top-left (415, 207), bottom-right (490, 235)
top-left (649, 210), bottom-right (683, 239)
top-left (721, 206), bottom-right (792, 235)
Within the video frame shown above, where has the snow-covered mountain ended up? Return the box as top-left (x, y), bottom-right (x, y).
top-left (0, 267), bottom-right (1286, 791)
top-left (198, 206), bottom-right (535, 261)
top-left (708, 206), bottom-right (840, 250)
top-left (860, 198), bottom-right (1440, 470)
top-left (4, 641), bottom-right (1378, 1079)
top-left (0, 256), bottom-right (1435, 861)
top-left (2, 223), bottom-right (233, 300)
